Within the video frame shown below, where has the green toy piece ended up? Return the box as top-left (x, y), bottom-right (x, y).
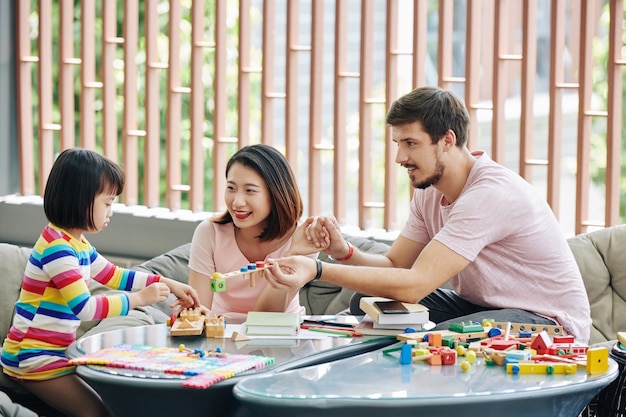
top-left (448, 322), bottom-right (484, 333)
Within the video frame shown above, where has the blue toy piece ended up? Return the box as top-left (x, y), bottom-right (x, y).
top-left (488, 327), bottom-right (503, 338)
top-left (400, 343), bottom-right (413, 365)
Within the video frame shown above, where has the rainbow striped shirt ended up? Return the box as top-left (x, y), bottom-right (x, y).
top-left (1, 223), bottom-right (160, 380)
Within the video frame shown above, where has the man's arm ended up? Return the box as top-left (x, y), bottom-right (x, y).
top-left (310, 216), bottom-right (423, 269)
top-left (265, 239), bottom-right (470, 304)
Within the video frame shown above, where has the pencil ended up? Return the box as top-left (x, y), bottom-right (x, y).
top-left (306, 327), bottom-right (354, 337)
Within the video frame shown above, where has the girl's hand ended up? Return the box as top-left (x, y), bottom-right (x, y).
top-left (161, 278), bottom-right (201, 309)
top-left (132, 282), bottom-right (170, 307)
top-left (170, 301), bottom-right (211, 319)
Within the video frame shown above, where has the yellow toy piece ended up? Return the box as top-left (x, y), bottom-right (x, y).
top-left (586, 346), bottom-right (609, 375)
top-left (507, 362), bottom-right (577, 375)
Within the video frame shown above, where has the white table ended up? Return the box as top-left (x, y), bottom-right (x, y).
top-left (233, 341), bottom-right (619, 417)
top-left (66, 323), bottom-right (396, 417)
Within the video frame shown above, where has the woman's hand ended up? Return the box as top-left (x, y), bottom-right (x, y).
top-left (288, 216), bottom-right (330, 255)
top-left (308, 216), bottom-right (352, 260)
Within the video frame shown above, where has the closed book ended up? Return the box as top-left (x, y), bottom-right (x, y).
top-left (245, 311), bottom-right (301, 336)
top-left (359, 297), bottom-right (429, 325)
top-left (355, 316), bottom-right (435, 336)
top-left (371, 320), bottom-right (424, 330)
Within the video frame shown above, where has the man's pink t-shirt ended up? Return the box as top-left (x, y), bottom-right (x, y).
top-left (188, 220), bottom-right (306, 315)
top-left (401, 152), bottom-right (591, 343)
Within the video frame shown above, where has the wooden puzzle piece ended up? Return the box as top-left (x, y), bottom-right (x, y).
top-left (170, 308), bottom-right (206, 336)
top-left (204, 315), bottom-right (225, 338)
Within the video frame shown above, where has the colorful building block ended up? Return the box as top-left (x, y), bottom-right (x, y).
top-left (507, 362), bottom-right (577, 375)
top-left (448, 322), bottom-right (484, 333)
top-left (586, 347), bottom-right (609, 375)
top-left (210, 273), bottom-right (227, 292)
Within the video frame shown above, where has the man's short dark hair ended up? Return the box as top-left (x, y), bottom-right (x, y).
top-left (386, 86), bottom-right (471, 147)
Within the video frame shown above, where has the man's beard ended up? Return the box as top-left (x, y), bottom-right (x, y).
top-left (409, 158), bottom-right (445, 189)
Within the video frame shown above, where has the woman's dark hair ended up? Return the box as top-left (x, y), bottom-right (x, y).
top-left (386, 86), bottom-right (471, 147)
top-left (44, 148), bottom-right (124, 230)
top-left (213, 144), bottom-right (303, 241)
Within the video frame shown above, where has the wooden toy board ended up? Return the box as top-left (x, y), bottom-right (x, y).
top-left (170, 317), bottom-right (205, 336)
top-left (68, 344), bottom-right (275, 389)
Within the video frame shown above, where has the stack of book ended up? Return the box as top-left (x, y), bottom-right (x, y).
top-left (356, 297), bottom-right (431, 336)
top-left (244, 311), bottom-right (301, 336)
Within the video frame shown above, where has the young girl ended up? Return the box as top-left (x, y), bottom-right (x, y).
top-left (1, 148), bottom-right (200, 417)
top-left (188, 144), bottom-right (326, 323)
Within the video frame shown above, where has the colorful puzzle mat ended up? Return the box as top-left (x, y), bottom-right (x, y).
top-left (69, 344), bottom-right (275, 389)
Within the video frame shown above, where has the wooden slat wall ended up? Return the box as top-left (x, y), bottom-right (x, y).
top-left (13, 1), bottom-right (625, 234)
top-left (144, 0), bottom-right (163, 209)
top-left (606, 0), bottom-right (625, 227)
top-left (123, 0), bottom-right (142, 206)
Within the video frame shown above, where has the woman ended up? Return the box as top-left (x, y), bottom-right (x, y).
top-left (188, 144), bottom-right (325, 323)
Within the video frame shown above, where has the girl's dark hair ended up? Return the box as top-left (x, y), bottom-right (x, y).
top-left (44, 148), bottom-right (124, 230)
top-left (386, 86), bottom-right (471, 147)
top-left (213, 144), bottom-right (303, 241)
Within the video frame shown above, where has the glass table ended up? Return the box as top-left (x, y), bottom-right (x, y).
top-left (66, 323), bottom-right (396, 417)
top-left (233, 341), bottom-right (619, 417)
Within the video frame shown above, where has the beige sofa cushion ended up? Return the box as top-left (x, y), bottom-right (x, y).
top-left (0, 244), bottom-right (31, 352)
top-left (568, 224), bottom-right (626, 345)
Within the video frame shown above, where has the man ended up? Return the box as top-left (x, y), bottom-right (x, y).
top-left (265, 86), bottom-right (591, 343)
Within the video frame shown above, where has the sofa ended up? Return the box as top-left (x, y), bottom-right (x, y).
top-left (1, 226), bottom-right (625, 415)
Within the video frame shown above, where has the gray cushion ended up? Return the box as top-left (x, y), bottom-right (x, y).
top-left (132, 243), bottom-right (192, 321)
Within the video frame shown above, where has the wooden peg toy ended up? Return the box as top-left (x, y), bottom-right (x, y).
top-left (209, 261), bottom-right (273, 292)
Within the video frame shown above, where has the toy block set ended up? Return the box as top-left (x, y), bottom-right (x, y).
top-left (387, 320), bottom-right (611, 377)
top-left (210, 261), bottom-right (272, 292)
top-left (169, 308), bottom-right (225, 338)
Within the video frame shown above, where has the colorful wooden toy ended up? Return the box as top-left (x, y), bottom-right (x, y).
top-left (586, 347), bottom-right (610, 375)
top-left (209, 261), bottom-right (272, 292)
top-left (507, 362), bottom-right (577, 375)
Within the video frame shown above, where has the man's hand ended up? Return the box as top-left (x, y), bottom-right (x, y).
top-left (313, 216), bottom-right (352, 260)
top-left (263, 256), bottom-right (318, 290)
